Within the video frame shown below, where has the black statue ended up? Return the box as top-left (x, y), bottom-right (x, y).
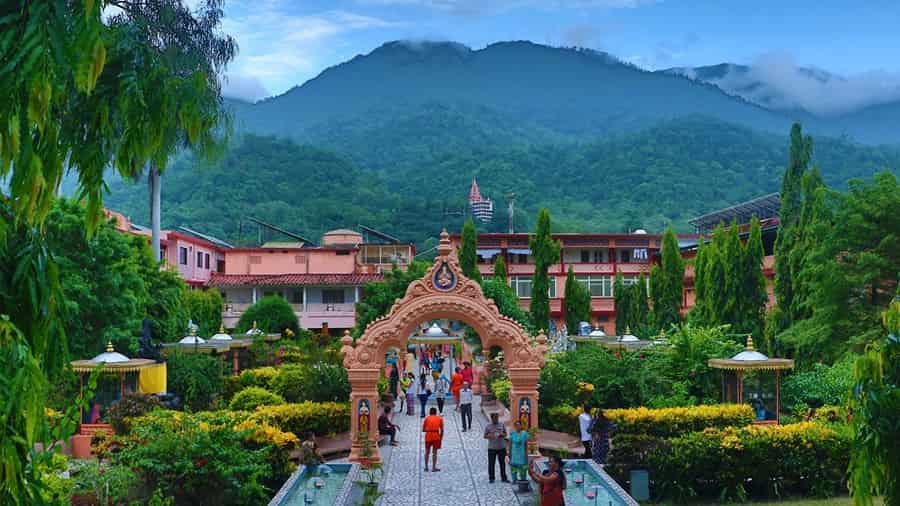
top-left (139, 318), bottom-right (163, 362)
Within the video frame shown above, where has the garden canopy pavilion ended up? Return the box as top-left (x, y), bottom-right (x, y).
top-left (708, 336), bottom-right (794, 423)
top-left (408, 322), bottom-right (463, 376)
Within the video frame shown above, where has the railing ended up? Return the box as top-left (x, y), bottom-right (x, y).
top-left (225, 302), bottom-right (355, 314)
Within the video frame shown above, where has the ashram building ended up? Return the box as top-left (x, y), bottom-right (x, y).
top-left (449, 230), bottom-right (692, 333)
top-left (208, 228), bottom-right (414, 332)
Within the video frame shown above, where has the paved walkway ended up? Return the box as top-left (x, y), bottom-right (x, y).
top-left (378, 395), bottom-right (534, 506)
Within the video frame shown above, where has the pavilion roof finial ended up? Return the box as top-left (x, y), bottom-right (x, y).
top-left (746, 334), bottom-right (755, 351)
top-left (106, 340), bottom-right (114, 353)
top-left (437, 228), bottom-right (452, 256)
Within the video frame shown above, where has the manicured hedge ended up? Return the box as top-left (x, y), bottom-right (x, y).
top-left (542, 403), bottom-right (754, 438)
top-left (606, 404), bottom-right (754, 438)
top-left (228, 387), bottom-right (285, 411)
top-left (249, 402), bottom-right (350, 437)
top-left (607, 422), bottom-right (851, 502)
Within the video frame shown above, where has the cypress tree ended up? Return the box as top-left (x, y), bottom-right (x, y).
top-left (774, 123), bottom-right (812, 323)
top-left (564, 266), bottom-right (591, 334)
top-left (705, 224), bottom-right (729, 325)
top-left (493, 254), bottom-right (508, 281)
top-left (690, 239), bottom-right (710, 324)
top-left (650, 227), bottom-right (685, 329)
top-left (529, 209), bottom-right (560, 331)
top-left (742, 216), bottom-right (768, 338)
top-left (614, 273), bottom-right (630, 334)
top-left (723, 221), bottom-right (744, 326)
top-left (459, 218), bottom-right (482, 283)
top-left (632, 273), bottom-right (651, 335)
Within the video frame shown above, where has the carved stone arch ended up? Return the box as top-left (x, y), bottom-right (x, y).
top-left (342, 230), bottom-right (548, 463)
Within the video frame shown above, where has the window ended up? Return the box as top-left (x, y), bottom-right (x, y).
top-left (216, 259), bottom-right (225, 272)
top-left (196, 251), bottom-right (203, 267)
top-left (178, 247), bottom-right (188, 265)
top-left (290, 289), bottom-right (304, 304)
top-left (580, 250), bottom-right (590, 263)
top-left (204, 253), bottom-right (210, 269)
top-left (576, 275), bottom-right (613, 298)
top-left (294, 254), bottom-right (306, 264)
top-left (249, 255), bottom-right (262, 265)
top-left (510, 253), bottom-right (529, 264)
top-left (593, 250), bottom-right (606, 263)
top-left (263, 291), bottom-right (281, 298)
top-left (510, 276), bottom-right (532, 298)
top-left (335, 250), bottom-right (350, 256)
top-left (322, 289), bottom-right (345, 304)
top-left (619, 249), bottom-right (632, 263)
top-left (619, 275), bottom-right (650, 295)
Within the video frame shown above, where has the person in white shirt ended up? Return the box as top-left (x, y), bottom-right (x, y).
top-left (434, 374), bottom-right (449, 414)
top-left (459, 382), bottom-right (474, 431)
top-left (578, 404), bottom-right (593, 459)
top-left (415, 373), bottom-right (434, 418)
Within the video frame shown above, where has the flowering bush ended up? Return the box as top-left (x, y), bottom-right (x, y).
top-left (606, 404), bottom-right (754, 438)
top-left (116, 410), bottom-right (273, 505)
top-left (269, 363), bottom-right (350, 403)
top-left (650, 422), bottom-right (850, 501)
top-left (249, 401), bottom-right (350, 437)
top-left (106, 393), bottom-right (163, 434)
top-left (228, 387), bottom-right (284, 411)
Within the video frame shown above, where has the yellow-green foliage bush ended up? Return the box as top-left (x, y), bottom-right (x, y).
top-left (239, 367), bottom-right (279, 390)
top-left (249, 402), bottom-right (350, 437)
top-left (228, 387), bottom-right (285, 411)
top-left (606, 404), bottom-right (754, 438)
top-left (491, 379), bottom-right (511, 407)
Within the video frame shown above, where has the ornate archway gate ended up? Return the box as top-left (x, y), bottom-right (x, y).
top-left (341, 230), bottom-right (548, 463)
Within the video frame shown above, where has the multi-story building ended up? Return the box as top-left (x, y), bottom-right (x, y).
top-left (209, 228), bottom-right (415, 332)
top-left (449, 231), bottom-right (690, 333)
top-left (468, 178), bottom-right (494, 223)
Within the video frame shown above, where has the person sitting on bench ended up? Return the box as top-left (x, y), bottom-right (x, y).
top-left (378, 407), bottom-right (400, 446)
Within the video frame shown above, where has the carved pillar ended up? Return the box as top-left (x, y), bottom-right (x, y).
top-left (508, 367), bottom-right (541, 456)
top-left (348, 368), bottom-right (382, 463)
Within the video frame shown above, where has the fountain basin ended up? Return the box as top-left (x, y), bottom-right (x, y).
top-left (269, 463), bottom-right (359, 506)
top-left (536, 459), bottom-right (638, 506)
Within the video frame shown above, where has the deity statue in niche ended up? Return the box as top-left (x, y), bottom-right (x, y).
top-left (518, 397), bottom-right (532, 431)
top-left (434, 262), bottom-right (455, 290)
top-left (358, 399), bottom-right (371, 437)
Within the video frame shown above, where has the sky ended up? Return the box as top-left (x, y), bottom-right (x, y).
top-left (215, 0), bottom-right (900, 104)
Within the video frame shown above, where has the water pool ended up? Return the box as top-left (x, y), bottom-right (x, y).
top-left (269, 463), bottom-right (358, 506)
top-left (540, 460), bottom-right (638, 506)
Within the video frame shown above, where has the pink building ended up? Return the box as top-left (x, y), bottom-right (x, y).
top-left (450, 231), bottom-right (698, 334)
top-left (209, 229), bottom-right (415, 332)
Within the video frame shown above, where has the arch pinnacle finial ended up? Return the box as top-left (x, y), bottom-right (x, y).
top-left (437, 228), bottom-right (452, 256)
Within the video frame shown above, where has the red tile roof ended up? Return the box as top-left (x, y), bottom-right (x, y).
top-left (208, 273), bottom-right (384, 287)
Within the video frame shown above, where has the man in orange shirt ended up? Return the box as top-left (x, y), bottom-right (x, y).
top-left (422, 407), bottom-right (444, 472)
top-left (451, 367), bottom-right (464, 410)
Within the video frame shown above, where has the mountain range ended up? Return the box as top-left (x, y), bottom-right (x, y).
top-left (102, 41), bottom-right (900, 246)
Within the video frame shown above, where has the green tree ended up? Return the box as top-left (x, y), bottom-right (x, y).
top-left (105, 0), bottom-right (236, 260)
top-left (481, 278), bottom-right (532, 332)
top-left (774, 123), bottom-right (813, 326)
top-left (183, 288), bottom-right (224, 337)
top-left (354, 261), bottom-right (430, 336)
top-left (493, 254), bottom-right (508, 281)
top-left (529, 209), bottom-right (560, 331)
top-left (236, 296), bottom-right (299, 335)
top-left (741, 216), bottom-right (768, 339)
top-left (459, 218), bottom-right (482, 283)
top-left (650, 227), bottom-right (685, 329)
top-left (723, 221), bottom-right (744, 326)
top-left (849, 285), bottom-right (900, 506)
top-left (564, 266), bottom-right (591, 333)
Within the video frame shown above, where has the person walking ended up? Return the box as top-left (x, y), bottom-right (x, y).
top-left (403, 373), bottom-right (415, 416)
top-left (484, 412), bottom-right (509, 483)
top-left (528, 456), bottom-right (567, 506)
top-left (590, 408), bottom-right (616, 465)
top-left (451, 367), bottom-right (464, 409)
top-left (460, 361), bottom-right (474, 386)
top-left (507, 420), bottom-right (530, 483)
top-left (434, 373), bottom-right (449, 414)
top-left (389, 364), bottom-right (400, 400)
top-left (416, 373), bottom-right (432, 418)
top-left (378, 407), bottom-right (400, 446)
top-left (578, 404), bottom-right (593, 459)
top-left (422, 407), bottom-right (444, 472)
top-left (459, 382), bottom-right (474, 431)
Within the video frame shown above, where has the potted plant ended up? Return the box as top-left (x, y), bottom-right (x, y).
top-left (354, 432), bottom-right (384, 506)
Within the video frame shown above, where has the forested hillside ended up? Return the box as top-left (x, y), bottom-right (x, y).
top-left (104, 114), bottom-right (900, 247)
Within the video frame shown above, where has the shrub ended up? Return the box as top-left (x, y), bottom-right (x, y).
top-left (491, 379), bottom-right (511, 407)
top-left (183, 288), bottom-right (224, 338)
top-left (543, 404), bottom-right (580, 434)
top-left (270, 363), bottom-right (350, 403)
top-left (606, 404), bottom-right (754, 438)
top-left (106, 393), bottom-right (163, 434)
top-left (239, 366), bottom-right (280, 390)
top-left (249, 402), bottom-right (350, 437)
top-left (236, 296), bottom-right (299, 335)
top-left (782, 356), bottom-right (854, 411)
top-left (118, 410), bottom-right (272, 505)
top-left (652, 422), bottom-right (851, 501)
top-left (70, 460), bottom-right (140, 505)
top-left (166, 351), bottom-right (225, 411)
top-left (229, 387), bottom-right (284, 411)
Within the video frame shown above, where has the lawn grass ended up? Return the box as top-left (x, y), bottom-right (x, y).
top-left (651, 497), bottom-right (882, 506)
